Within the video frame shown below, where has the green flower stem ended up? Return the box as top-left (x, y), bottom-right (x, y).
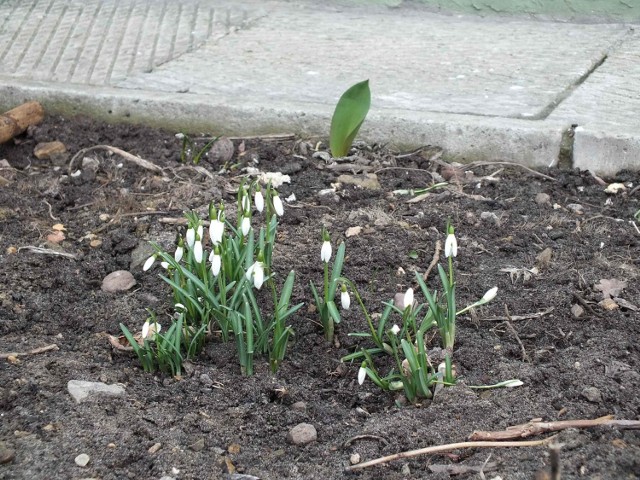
top-left (339, 277), bottom-right (381, 348)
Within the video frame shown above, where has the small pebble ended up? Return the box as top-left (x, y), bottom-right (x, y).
top-left (199, 374), bottom-right (214, 387)
top-left (480, 211), bottom-right (500, 225)
top-left (189, 438), bottom-right (205, 452)
top-left (74, 453), bottom-right (90, 467)
top-left (582, 386), bottom-right (603, 403)
top-left (290, 401), bottom-right (307, 412)
top-left (566, 203), bottom-right (584, 215)
top-left (148, 443), bottom-right (162, 454)
top-left (287, 423), bottom-right (317, 445)
top-left (350, 453), bottom-right (361, 465)
top-left (401, 464), bottom-right (411, 475)
top-left (101, 271), bottom-right (136, 293)
top-left (535, 192), bottom-right (551, 205)
top-left (571, 304), bottom-right (585, 318)
top-left (0, 445), bottom-right (16, 464)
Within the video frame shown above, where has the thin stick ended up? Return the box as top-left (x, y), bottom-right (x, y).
top-left (466, 161), bottom-right (557, 182)
top-left (17, 246), bottom-right (77, 259)
top-left (482, 307), bottom-right (554, 322)
top-left (194, 133), bottom-right (296, 142)
top-left (422, 240), bottom-right (442, 282)
top-left (0, 344), bottom-right (59, 359)
top-left (69, 145), bottom-right (163, 174)
top-left (42, 200), bottom-right (59, 221)
top-left (343, 434), bottom-right (389, 447)
top-left (469, 415), bottom-right (640, 441)
top-left (504, 305), bottom-right (530, 362)
top-left (345, 435), bottom-right (557, 471)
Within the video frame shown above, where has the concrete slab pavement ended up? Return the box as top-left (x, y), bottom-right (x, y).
top-left (0, 0), bottom-right (638, 175)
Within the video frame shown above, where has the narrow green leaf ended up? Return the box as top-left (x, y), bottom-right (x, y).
top-left (327, 300), bottom-right (341, 324)
top-left (330, 80), bottom-right (371, 157)
top-left (328, 242), bottom-right (346, 298)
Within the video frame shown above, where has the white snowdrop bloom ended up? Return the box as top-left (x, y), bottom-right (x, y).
top-left (241, 216), bottom-right (251, 236)
top-left (403, 288), bottom-right (414, 310)
top-left (358, 365), bottom-right (367, 385)
top-left (341, 289), bottom-right (350, 310)
top-left (141, 320), bottom-right (161, 339)
top-left (246, 261), bottom-right (265, 289)
top-left (254, 190), bottom-right (264, 213)
top-left (482, 286), bottom-right (498, 303)
top-left (193, 241), bottom-right (203, 263)
top-left (186, 228), bottom-right (196, 248)
top-left (445, 232), bottom-right (457, 258)
top-left (503, 379), bottom-right (523, 388)
top-left (209, 219), bottom-right (224, 245)
top-left (143, 255), bottom-right (156, 271)
top-left (197, 225), bottom-right (203, 240)
top-left (273, 193), bottom-right (284, 217)
top-left (390, 324), bottom-right (401, 336)
top-left (160, 261), bottom-right (169, 269)
top-left (174, 303), bottom-right (186, 311)
top-left (242, 193), bottom-right (250, 212)
top-left (321, 240), bottom-right (332, 263)
top-left (211, 252), bottom-right (221, 277)
top-left (174, 245), bottom-right (184, 262)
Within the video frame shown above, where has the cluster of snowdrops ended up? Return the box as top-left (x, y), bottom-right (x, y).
top-left (122, 181), bottom-right (519, 403)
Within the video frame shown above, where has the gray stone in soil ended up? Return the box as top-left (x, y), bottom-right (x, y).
top-left (189, 438), bottom-right (205, 452)
top-left (101, 270), bottom-right (137, 293)
top-left (0, 444), bottom-right (16, 464)
top-left (480, 211), bottom-right (500, 225)
top-left (67, 380), bottom-right (126, 404)
top-left (74, 453), bottom-right (90, 467)
top-left (286, 423), bottom-right (317, 445)
top-left (581, 386), bottom-right (603, 403)
top-left (535, 193), bottom-right (551, 205)
top-left (130, 242), bottom-right (156, 271)
top-left (290, 401), bottom-right (307, 412)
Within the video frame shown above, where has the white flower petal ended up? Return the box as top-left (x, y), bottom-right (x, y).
top-left (403, 288), bottom-right (414, 310)
top-left (321, 241), bottom-right (332, 263)
top-left (143, 256), bottom-right (156, 271)
top-left (186, 228), bottom-right (195, 248)
top-left (390, 324), bottom-right (400, 335)
top-left (174, 246), bottom-right (184, 262)
top-left (254, 191), bottom-right (264, 212)
top-left (358, 366), bottom-right (367, 385)
top-left (211, 254), bottom-right (221, 276)
top-left (445, 233), bottom-right (457, 258)
top-left (209, 219), bottom-right (224, 245)
top-left (273, 195), bottom-right (284, 217)
top-left (141, 321), bottom-right (149, 338)
top-left (253, 262), bottom-right (264, 289)
top-left (241, 216), bottom-right (251, 236)
top-left (193, 241), bottom-right (203, 263)
top-left (160, 261), bottom-right (169, 269)
top-left (197, 225), bottom-right (203, 241)
top-left (341, 290), bottom-right (350, 310)
top-left (482, 286), bottom-right (498, 303)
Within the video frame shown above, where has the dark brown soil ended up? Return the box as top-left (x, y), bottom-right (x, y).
top-left (0, 115), bottom-right (639, 480)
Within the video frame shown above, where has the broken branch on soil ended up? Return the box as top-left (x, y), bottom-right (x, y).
top-left (422, 239), bottom-right (442, 282)
top-left (482, 307), bottom-right (554, 322)
top-left (0, 344), bottom-right (59, 359)
top-left (503, 305), bottom-right (530, 363)
top-left (465, 161), bottom-right (557, 182)
top-left (429, 461), bottom-right (498, 476)
top-left (69, 145), bottom-right (164, 175)
top-left (42, 199), bottom-right (59, 221)
top-left (571, 292), bottom-right (603, 318)
top-left (343, 434), bottom-right (389, 448)
top-left (17, 246), bottom-right (77, 260)
top-left (468, 415), bottom-right (640, 441)
top-left (344, 435), bottom-right (557, 471)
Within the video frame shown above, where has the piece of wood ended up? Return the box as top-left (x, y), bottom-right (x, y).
top-left (0, 101), bottom-right (45, 143)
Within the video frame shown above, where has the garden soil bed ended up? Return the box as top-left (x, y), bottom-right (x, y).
top-left (0, 115), bottom-right (639, 480)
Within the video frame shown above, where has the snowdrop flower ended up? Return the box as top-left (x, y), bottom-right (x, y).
top-left (403, 288), bottom-right (414, 310)
top-left (174, 241), bottom-right (184, 262)
top-left (160, 261), bottom-right (169, 269)
top-left (143, 255), bottom-right (156, 271)
top-left (211, 248), bottom-right (221, 277)
top-left (186, 227), bottom-right (196, 248)
top-left (445, 228), bottom-right (457, 258)
top-left (193, 240), bottom-right (203, 263)
top-left (358, 363), bottom-right (367, 385)
top-left (272, 192), bottom-right (284, 217)
top-left (390, 324), bottom-right (401, 336)
top-left (241, 215), bottom-right (251, 236)
top-left (197, 224), bottom-right (203, 240)
top-left (246, 261), bottom-right (265, 289)
top-left (340, 284), bottom-right (350, 310)
top-left (141, 320), bottom-right (161, 339)
top-left (174, 303), bottom-right (186, 312)
top-left (482, 286), bottom-right (498, 303)
top-left (209, 218), bottom-right (224, 245)
top-left (321, 240), bottom-right (332, 263)
top-left (254, 188), bottom-right (264, 213)
top-left (242, 192), bottom-right (250, 213)
top-left (502, 379), bottom-right (523, 388)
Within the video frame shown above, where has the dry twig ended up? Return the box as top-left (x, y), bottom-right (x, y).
top-left (1, 344), bottom-right (59, 359)
top-left (469, 415), bottom-right (640, 441)
top-left (69, 145), bottom-right (163, 175)
top-left (422, 240), bottom-right (442, 282)
top-left (17, 246), bottom-right (77, 260)
top-left (345, 436), bottom-right (557, 471)
top-left (466, 161), bottom-right (557, 182)
top-left (482, 307), bottom-right (554, 322)
top-left (504, 305), bottom-right (530, 362)
top-left (343, 434), bottom-right (389, 448)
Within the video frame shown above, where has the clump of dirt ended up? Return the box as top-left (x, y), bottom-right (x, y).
top-left (0, 115), bottom-right (638, 480)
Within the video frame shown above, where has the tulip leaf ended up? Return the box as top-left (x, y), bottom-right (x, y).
top-left (330, 80), bottom-right (371, 158)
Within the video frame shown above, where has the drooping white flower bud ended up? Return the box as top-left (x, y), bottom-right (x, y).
top-left (321, 240), bottom-right (332, 263)
top-left (241, 215), bottom-right (251, 236)
top-left (390, 324), bottom-right (401, 336)
top-left (174, 245), bottom-right (184, 262)
top-left (403, 288), bottom-right (414, 310)
top-left (143, 255), bottom-right (156, 271)
top-left (254, 189), bottom-right (264, 213)
top-left (186, 228), bottom-right (196, 248)
top-left (358, 364), bottom-right (367, 385)
top-left (445, 232), bottom-right (457, 258)
top-left (245, 261), bottom-right (265, 289)
top-left (193, 241), bottom-right (203, 263)
top-left (209, 218), bottom-right (224, 245)
top-left (211, 252), bottom-right (221, 277)
top-left (482, 286), bottom-right (498, 303)
top-left (141, 320), bottom-right (161, 339)
top-left (160, 261), bottom-right (169, 269)
top-left (272, 193), bottom-right (284, 217)
top-left (242, 193), bottom-right (250, 213)
top-left (197, 225), bottom-right (203, 241)
top-left (341, 285), bottom-right (350, 310)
